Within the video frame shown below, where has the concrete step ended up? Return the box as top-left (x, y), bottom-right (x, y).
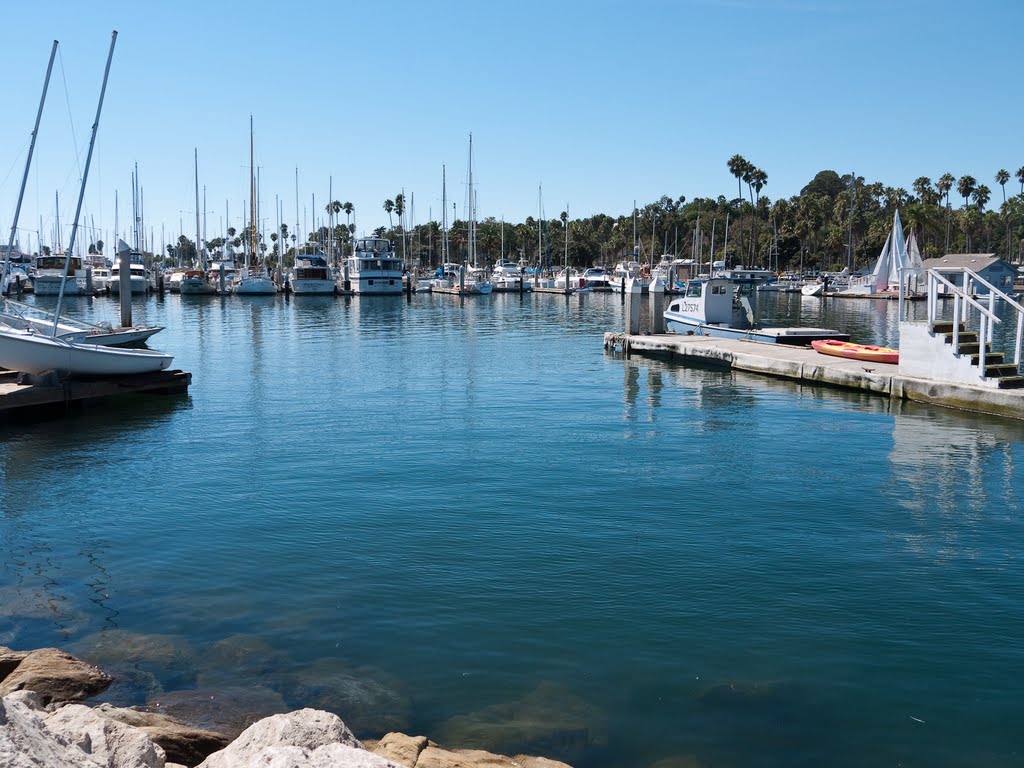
top-left (995, 376), bottom-right (1024, 389)
top-left (933, 321), bottom-right (967, 334)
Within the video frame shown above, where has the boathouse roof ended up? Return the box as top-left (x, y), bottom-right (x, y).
top-left (921, 254), bottom-right (1006, 271)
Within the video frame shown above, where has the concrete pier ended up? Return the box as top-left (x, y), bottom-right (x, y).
top-left (603, 332), bottom-right (1024, 420)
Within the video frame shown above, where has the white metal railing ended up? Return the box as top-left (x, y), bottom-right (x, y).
top-left (919, 267), bottom-right (1024, 378)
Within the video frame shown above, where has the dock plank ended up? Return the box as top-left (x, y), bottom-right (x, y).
top-left (604, 332), bottom-right (1024, 420)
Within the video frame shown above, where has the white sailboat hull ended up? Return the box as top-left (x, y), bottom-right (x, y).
top-left (233, 276), bottom-right (278, 294)
top-left (0, 327), bottom-right (172, 375)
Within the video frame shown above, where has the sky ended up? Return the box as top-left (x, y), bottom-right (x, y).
top-left (1, 0), bottom-right (1021, 254)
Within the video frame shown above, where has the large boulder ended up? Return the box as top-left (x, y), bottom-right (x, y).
top-left (197, 708), bottom-right (397, 768)
top-left (95, 704), bottom-right (230, 767)
top-left (43, 703), bottom-right (165, 768)
top-left (0, 694), bottom-right (96, 768)
top-left (0, 647), bottom-right (111, 704)
top-left (367, 732), bottom-right (574, 768)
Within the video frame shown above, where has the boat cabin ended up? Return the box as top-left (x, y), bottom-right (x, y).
top-left (666, 278), bottom-right (734, 325)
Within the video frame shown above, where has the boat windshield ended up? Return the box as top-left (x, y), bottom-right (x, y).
top-left (686, 282), bottom-right (703, 298)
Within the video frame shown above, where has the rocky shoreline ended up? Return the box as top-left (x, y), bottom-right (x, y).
top-left (0, 645), bottom-right (573, 768)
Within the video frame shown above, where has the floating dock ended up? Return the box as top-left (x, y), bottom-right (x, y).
top-left (0, 368), bottom-right (191, 423)
top-left (603, 332), bottom-right (1024, 421)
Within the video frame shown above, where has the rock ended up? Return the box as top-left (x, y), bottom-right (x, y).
top-left (0, 647), bottom-right (112, 704)
top-left (70, 631), bottom-right (197, 700)
top-left (0, 647), bottom-right (30, 679)
top-left (437, 682), bottom-right (601, 765)
top-left (366, 732), bottom-right (429, 766)
top-left (44, 703), bottom-right (166, 768)
top-left (366, 732), bottom-right (575, 768)
top-left (193, 635), bottom-right (290, 689)
top-left (273, 659), bottom-right (411, 737)
top-left (143, 685), bottom-right (288, 739)
top-left (96, 703), bottom-right (230, 767)
top-left (197, 708), bottom-right (374, 768)
top-left (416, 745), bottom-right (573, 768)
top-left (0, 695), bottom-right (96, 768)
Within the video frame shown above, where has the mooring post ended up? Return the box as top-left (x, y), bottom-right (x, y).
top-left (625, 277), bottom-right (642, 335)
top-left (649, 279), bottom-right (664, 334)
top-left (118, 247), bottom-right (132, 327)
top-left (85, 265), bottom-right (94, 295)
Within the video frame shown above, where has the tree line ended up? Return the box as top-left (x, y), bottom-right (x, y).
top-left (159, 159), bottom-right (1024, 274)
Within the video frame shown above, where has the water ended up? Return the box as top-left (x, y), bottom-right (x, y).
top-left (2, 290), bottom-right (1023, 768)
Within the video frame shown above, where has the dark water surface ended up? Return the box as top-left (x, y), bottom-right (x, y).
top-left (2, 290), bottom-right (1022, 767)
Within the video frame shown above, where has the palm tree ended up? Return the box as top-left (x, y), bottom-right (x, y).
top-left (752, 168), bottom-right (767, 205)
top-left (995, 169), bottom-right (1010, 204)
top-left (383, 199), bottom-right (394, 229)
top-left (936, 173), bottom-right (955, 253)
top-left (912, 176), bottom-right (933, 202)
top-left (1016, 166), bottom-right (1024, 195)
top-left (957, 175), bottom-right (977, 209)
top-left (936, 173), bottom-right (955, 207)
top-left (727, 155), bottom-right (747, 200)
top-left (972, 184), bottom-right (991, 213)
top-left (343, 201), bottom-right (354, 231)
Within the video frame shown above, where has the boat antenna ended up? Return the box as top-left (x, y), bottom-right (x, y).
top-left (53, 31), bottom-right (117, 333)
top-left (3, 40), bottom-right (57, 298)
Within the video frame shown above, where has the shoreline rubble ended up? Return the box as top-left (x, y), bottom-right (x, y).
top-left (0, 645), bottom-right (574, 768)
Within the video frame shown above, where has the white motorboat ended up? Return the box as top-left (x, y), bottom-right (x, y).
top-left (109, 253), bottom-right (151, 295)
top-left (0, 326), bottom-right (172, 375)
top-left (608, 259), bottom-right (650, 293)
top-left (90, 264), bottom-right (111, 292)
top-left (664, 277), bottom-right (848, 345)
top-left (343, 237), bottom-right (403, 295)
top-left (33, 253), bottom-right (87, 295)
top-left (431, 263), bottom-right (493, 295)
top-left (290, 252), bottom-right (335, 295)
top-left (581, 266), bottom-right (612, 290)
top-left (491, 260), bottom-right (526, 292)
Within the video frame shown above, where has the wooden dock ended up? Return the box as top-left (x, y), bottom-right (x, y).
top-left (604, 332), bottom-right (1024, 420)
top-left (0, 368), bottom-right (191, 423)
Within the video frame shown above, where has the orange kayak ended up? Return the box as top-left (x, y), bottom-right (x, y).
top-left (811, 339), bottom-right (899, 364)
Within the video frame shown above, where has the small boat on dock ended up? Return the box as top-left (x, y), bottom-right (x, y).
top-left (811, 339), bottom-right (899, 365)
top-left (664, 277), bottom-right (849, 345)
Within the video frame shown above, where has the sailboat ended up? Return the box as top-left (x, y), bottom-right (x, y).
top-left (232, 118), bottom-right (278, 295)
top-left (431, 145), bottom-right (492, 296)
top-left (840, 209), bottom-right (915, 296)
top-left (180, 148), bottom-right (216, 295)
top-left (0, 33), bottom-right (173, 377)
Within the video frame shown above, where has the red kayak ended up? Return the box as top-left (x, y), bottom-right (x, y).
top-left (811, 339), bottom-right (899, 365)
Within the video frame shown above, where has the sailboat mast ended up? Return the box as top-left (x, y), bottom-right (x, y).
top-left (441, 165), bottom-right (447, 263)
top-left (194, 148), bottom-right (201, 270)
top-left (467, 133), bottom-right (474, 268)
top-left (3, 40), bottom-right (57, 293)
top-left (249, 116), bottom-right (256, 267)
top-left (53, 30), bottom-right (117, 332)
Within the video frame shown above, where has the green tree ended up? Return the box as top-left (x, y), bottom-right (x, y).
top-left (727, 154), bottom-right (747, 200)
top-left (957, 175), bottom-right (977, 208)
top-left (995, 169), bottom-right (1010, 204)
top-left (1017, 166), bottom-right (1024, 195)
top-left (972, 184), bottom-right (991, 212)
top-left (383, 199), bottom-right (394, 229)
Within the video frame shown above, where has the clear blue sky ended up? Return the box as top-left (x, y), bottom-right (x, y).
top-left (2, 0), bottom-right (1021, 254)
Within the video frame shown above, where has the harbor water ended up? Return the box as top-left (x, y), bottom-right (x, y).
top-left (2, 289), bottom-right (1022, 768)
